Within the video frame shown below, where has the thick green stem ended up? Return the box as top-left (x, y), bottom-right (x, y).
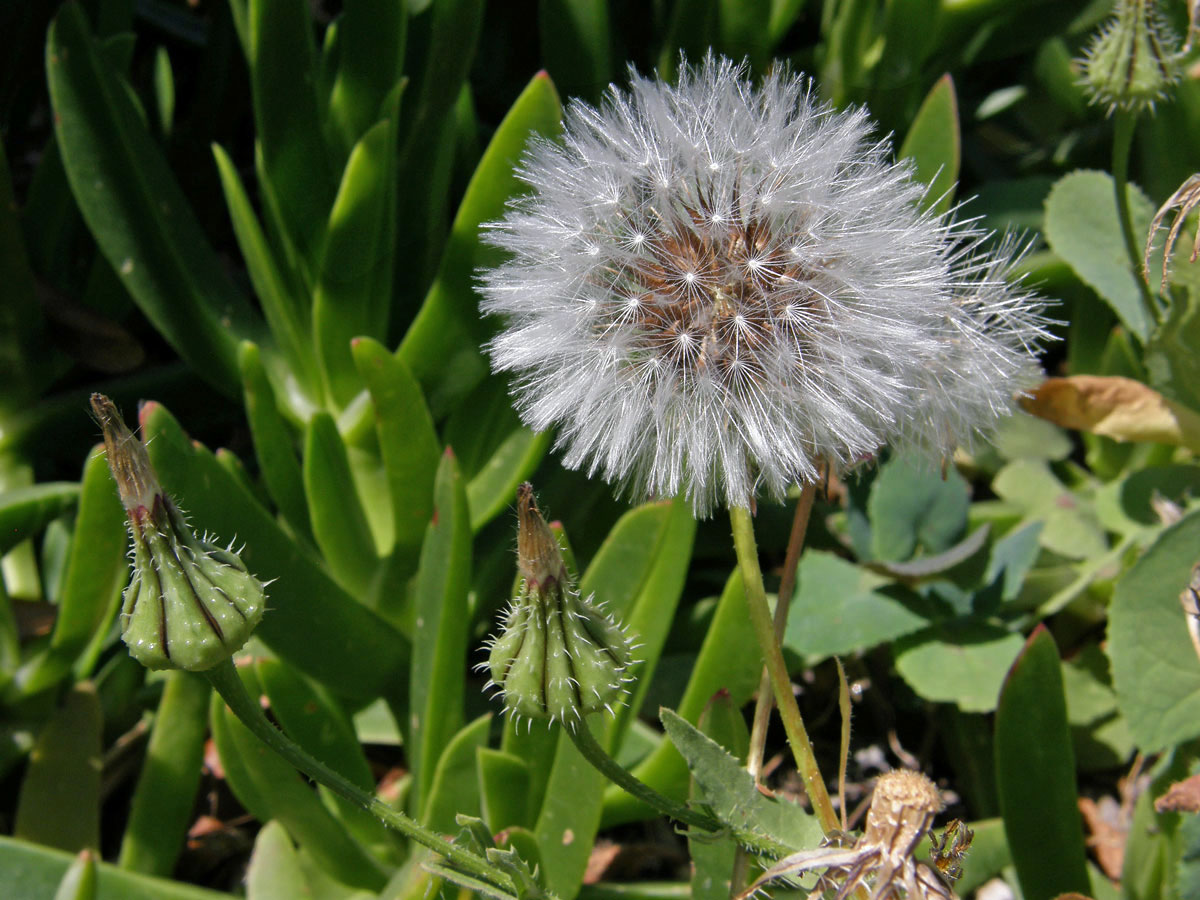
top-left (204, 659), bottom-right (511, 892)
top-left (1112, 110), bottom-right (1160, 328)
top-left (566, 719), bottom-right (723, 833)
top-left (729, 505), bottom-right (839, 835)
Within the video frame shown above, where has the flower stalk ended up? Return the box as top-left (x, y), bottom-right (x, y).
top-left (205, 660), bottom-right (514, 893)
top-left (729, 504), bottom-right (839, 835)
top-left (1112, 110), bottom-right (1161, 327)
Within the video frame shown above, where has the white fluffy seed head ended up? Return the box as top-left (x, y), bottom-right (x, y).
top-left (480, 55), bottom-right (1054, 517)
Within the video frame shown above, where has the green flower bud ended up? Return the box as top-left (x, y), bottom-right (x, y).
top-left (484, 484), bottom-right (636, 727)
top-left (92, 394), bottom-right (266, 672)
top-left (1080, 0), bottom-right (1181, 115)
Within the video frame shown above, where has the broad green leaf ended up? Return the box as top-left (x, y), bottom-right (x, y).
top-left (1044, 170), bottom-right (1155, 340)
top-left (995, 627), bottom-right (1090, 900)
top-left (238, 342), bottom-right (312, 543)
top-left (899, 77), bottom-right (960, 212)
top-left (423, 713), bottom-right (491, 832)
top-left (0, 836), bottom-right (230, 900)
top-left (1062, 644), bottom-right (1134, 771)
top-left (539, 0), bottom-right (611, 100)
top-left (303, 412), bottom-right (380, 596)
top-left (53, 850), bottom-right (97, 900)
top-left (209, 679), bottom-right (389, 892)
top-left (327, 0), bottom-right (406, 151)
top-left (661, 708), bottom-right (820, 856)
top-left (247, 0), bottom-right (336, 269)
top-left (46, 4), bottom-right (258, 397)
top-left (894, 622), bottom-right (1025, 712)
top-left (868, 454), bottom-right (969, 561)
top-left (784, 551), bottom-right (933, 662)
top-left (605, 569), bottom-right (762, 827)
top-left (398, 71), bottom-right (561, 416)
top-left (351, 337), bottom-right (440, 554)
top-left (256, 658), bottom-right (400, 867)
top-left (1108, 508), bottom-right (1200, 751)
top-left (993, 459), bottom-right (1108, 561)
top-left (0, 482), bottom-right (79, 556)
top-left (216, 154), bottom-right (316, 400)
top-left (313, 115), bottom-right (398, 409)
top-left (689, 693), bottom-right (747, 900)
top-left (410, 450), bottom-right (471, 815)
top-left (952, 818), bottom-right (1010, 897)
top-left (477, 748), bottom-right (532, 831)
top-left (246, 821), bottom-right (309, 900)
top-left (118, 672), bottom-right (210, 876)
top-left (141, 401), bottom-right (410, 700)
top-left (14, 683), bottom-right (102, 852)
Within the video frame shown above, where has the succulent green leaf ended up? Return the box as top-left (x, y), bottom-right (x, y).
top-left (784, 550), bottom-right (934, 663)
top-left (533, 723), bottom-right (609, 896)
top-left (141, 401), bottom-right (410, 699)
top-left (246, 0), bottom-right (336, 269)
top-left (661, 708), bottom-right (820, 856)
top-left (14, 683), bottom-right (102, 852)
top-left (477, 748), bottom-right (533, 832)
top-left (313, 114), bottom-right (398, 409)
top-left (995, 627), bottom-right (1090, 900)
top-left (898, 77), bottom-right (960, 215)
top-left (604, 569), bottom-right (762, 827)
top-left (539, 0), bottom-right (611, 100)
top-left (0, 141), bottom-right (47, 409)
top-left (245, 821), bottom-right (310, 900)
top-left (1108, 508), bottom-right (1200, 751)
top-left (351, 337), bottom-right (440, 554)
top-left (302, 411), bottom-right (380, 596)
top-left (399, 71), bottom-right (562, 416)
top-left (46, 3), bottom-right (259, 397)
top-left (423, 713), bottom-right (491, 832)
top-left (0, 482), bottom-right (79, 556)
top-left (0, 837), bottom-right (231, 900)
top-left (1044, 170), bottom-right (1156, 340)
top-left (238, 342), bottom-right (312, 543)
top-left (327, 0), bottom-right (406, 151)
top-left (216, 153), bottom-right (317, 399)
top-left (613, 497), bottom-right (696, 736)
top-left (209, 678), bottom-right (390, 891)
top-left (868, 454), bottom-right (969, 562)
top-left (894, 622), bottom-right (1025, 712)
top-left (410, 450), bottom-right (471, 815)
top-left (256, 658), bottom-right (400, 866)
top-left (118, 671), bottom-right (210, 876)
top-left (53, 850), bottom-right (97, 900)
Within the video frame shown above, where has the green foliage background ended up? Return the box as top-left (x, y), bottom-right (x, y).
top-left (1, 1), bottom-right (1199, 899)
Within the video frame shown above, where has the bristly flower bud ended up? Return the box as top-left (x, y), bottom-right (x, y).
top-left (483, 483), bottom-right (636, 727)
top-left (1080, 0), bottom-right (1181, 115)
top-left (91, 394), bottom-right (266, 672)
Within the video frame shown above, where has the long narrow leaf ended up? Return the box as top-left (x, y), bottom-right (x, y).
top-left (46, 4), bottom-right (259, 397)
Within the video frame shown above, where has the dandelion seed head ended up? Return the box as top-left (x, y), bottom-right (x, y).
top-left (481, 56), bottom-right (1053, 516)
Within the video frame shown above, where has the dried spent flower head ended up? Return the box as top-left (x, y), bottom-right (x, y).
top-left (91, 394), bottom-right (266, 672)
top-left (737, 769), bottom-right (956, 900)
top-left (480, 56), bottom-right (1053, 517)
top-left (482, 483), bottom-right (637, 727)
top-left (1079, 0), bottom-right (1181, 115)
